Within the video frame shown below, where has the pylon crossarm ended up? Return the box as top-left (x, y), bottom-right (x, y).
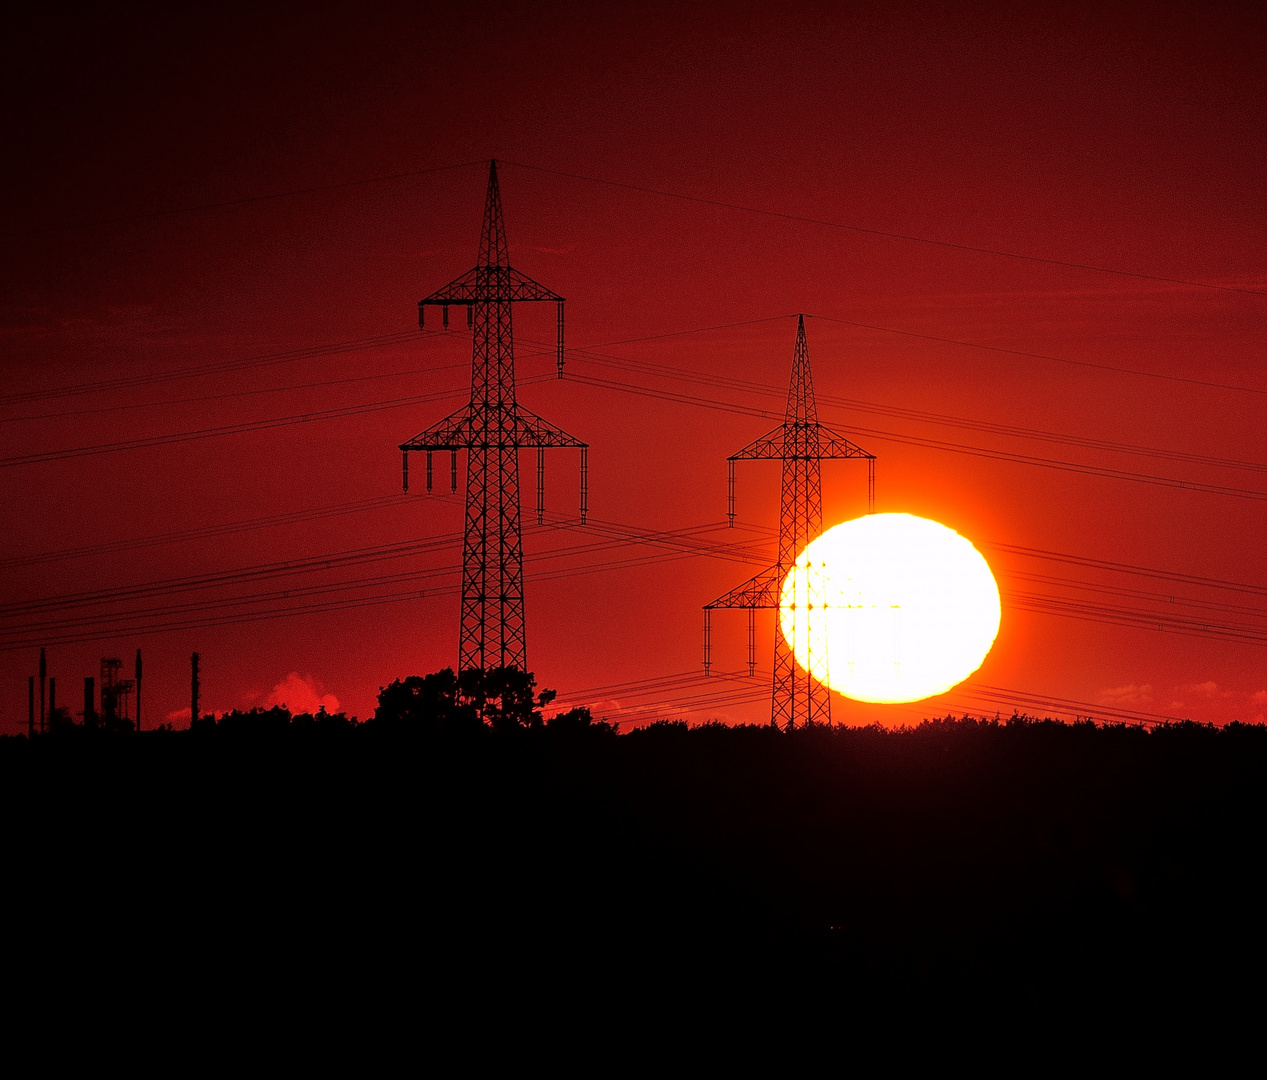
top-left (728, 426), bottom-right (786, 461)
top-left (399, 405), bottom-right (473, 451)
top-left (706, 564), bottom-right (784, 609)
top-left (419, 266), bottom-right (482, 307)
top-left (419, 266), bottom-right (563, 310)
top-left (816, 428), bottom-right (874, 460)
top-left (512, 405), bottom-right (586, 448)
top-left (503, 267), bottom-right (564, 302)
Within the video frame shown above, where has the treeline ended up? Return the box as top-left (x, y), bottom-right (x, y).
top-left (26, 666), bottom-right (613, 739)
top-left (5, 667), bottom-right (1266, 1009)
top-left (22, 662), bottom-right (1264, 745)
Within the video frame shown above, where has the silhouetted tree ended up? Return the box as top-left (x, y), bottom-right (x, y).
top-left (462, 666), bottom-right (556, 733)
top-left (216, 705), bottom-right (291, 735)
top-left (291, 706), bottom-right (355, 731)
top-left (547, 705), bottom-right (617, 737)
top-left (372, 668), bottom-right (480, 735)
top-left (372, 667), bottom-right (562, 734)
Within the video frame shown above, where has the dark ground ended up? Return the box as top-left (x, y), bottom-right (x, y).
top-left (5, 715), bottom-right (1266, 1019)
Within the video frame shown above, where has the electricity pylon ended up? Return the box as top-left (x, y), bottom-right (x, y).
top-left (703, 315), bottom-right (874, 729)
top-left (400, 160), bottom-right (587, 674)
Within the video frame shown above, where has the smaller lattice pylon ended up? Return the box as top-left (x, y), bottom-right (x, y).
top-left (703, 315), bottom-right (875, 729)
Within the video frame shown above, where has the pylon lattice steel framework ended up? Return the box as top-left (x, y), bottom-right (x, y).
top-left (704, 315), bottom-right (875, 729)
top-left (400, 160), bottom-right (587, 674)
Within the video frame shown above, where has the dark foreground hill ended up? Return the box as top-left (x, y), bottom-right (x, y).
top-left (5, 714), bottom-right (1267, 1011)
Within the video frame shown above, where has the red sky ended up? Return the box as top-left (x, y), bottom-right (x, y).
top-left (2, 1), bottom-right (1266, 730)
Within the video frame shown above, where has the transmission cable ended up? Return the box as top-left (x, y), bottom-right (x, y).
top-left (499, 159), bottom-right (1267, 299)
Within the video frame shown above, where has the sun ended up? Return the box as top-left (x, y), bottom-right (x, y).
top-left (780, 513), bottom-right (1001, 704)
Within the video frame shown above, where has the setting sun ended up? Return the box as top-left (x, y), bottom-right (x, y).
top-left (780, 514), bottom-right (1001, 703)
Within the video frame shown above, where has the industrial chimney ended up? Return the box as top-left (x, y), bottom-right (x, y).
top-left (191, 652), bottom-right (200, 726)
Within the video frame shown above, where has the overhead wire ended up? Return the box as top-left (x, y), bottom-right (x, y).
top-left (0, 378), bottom-right (525, 469)
top-left (1001, 568), bottom-right (1267, 622)
top-left (6, 500), bottom-right (1266, 657)
top-left (0, 329), bottom-right (432, 407)
top-left (499, 159), bottom-right (1267, 299)
top-left (540, 333), bottom-right (1267, 474)
top-left (6, 158), bottom-right (1263, 723)
top-left (803, 314), bottom-right (1267, 399)
top-left (12, 151), bottom-right (1261, 300)
top-left (549, 367), bottom-right (1267, 504)
top-left (550, 668), bottom-right (1184, 728)
top-left (986, 541), bottom-right (1267, 598)
top-left (0, 494), bottom-right (414, 570)
top-left (0, 514), bottom-right (774, 646)
top-left (7, 311), bottom-right (1265, 501)
top-left (3, 159), bottom-right (489, 238)
top-left (516, 344), bottom-right (1267, 501)
top-left (0, 361), bottom-right (470, 425)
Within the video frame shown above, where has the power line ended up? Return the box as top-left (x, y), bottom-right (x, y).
top-left (0, 330), bottom-right (429, 407)
top-left (0, 494), bottom-right (413, 570)
top-left (558, 369), bottom-right (1267, 504)
top-left (1010, 591), bottom-right (1267, 648)
top-left (13, 148), bottom-right (1259, 302)
top-left (3, 160), bottom-right (488, 238)
top-left (577, 315), bottom-right (796, 349)
top-left (949, 683), bottom-right (1180, 726)
top-left (544, 334), bottom-right (1267, 475)
top-left (6, 502), bottom-right (1265, 660)
top-left (0, 511), bottom-right (762, 623)
top-left (0, 379), bottom-right (541, 469)
top-left (805, 314), bottom-right (1267, 399)
top-left (988, 541), bottom-right (1267, 598)
top-left (551, 668), bottom-right (1185, 728)
top-left (0, 516), bottom-right (771, 648)
top-left (0, 362), bottom-right (469, 425)
top-left (1002, 568), bottom-right (1267, 622)
top-left (500, 159), bottom-right (1267, 299)
top-left (6, 500), bottom-right (1264, 659)
top-left (9, 310), bottom-right (1262, 492)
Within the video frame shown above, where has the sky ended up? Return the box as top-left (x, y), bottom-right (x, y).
top-left (2, 1), bottom-right (1265, 730)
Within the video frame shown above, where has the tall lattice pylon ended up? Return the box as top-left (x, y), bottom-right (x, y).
top-left (704, 315), bottom-right (874, 729)
top-left (399, 160), bottom-right (587, 674)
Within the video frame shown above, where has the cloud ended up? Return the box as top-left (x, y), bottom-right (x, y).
top-left (1097, 684), bottom-right (1152, 706)
top-left (262, 673), bottom-right (339, 715)
top-left (1252, 690), bottom-right (1267, 706)
top-left (1181, 681), bottom-right (1237, 700)
top-left (166, 706), bottom-right (191, 722)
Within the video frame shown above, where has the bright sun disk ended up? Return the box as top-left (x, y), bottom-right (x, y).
top-left (780, 513), bottom-right (1001, 704)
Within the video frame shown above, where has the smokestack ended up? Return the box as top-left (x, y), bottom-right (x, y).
top-left (28, 676), bottom-right (34, 738)
top-left (39, 648), bottom-right (46, 735)
top-left (191, 652), bottom-right (200, 726)
top-left (135, 649), bottom-right (143, 733)
top-left (84, 677), bottom-right (95, 729)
